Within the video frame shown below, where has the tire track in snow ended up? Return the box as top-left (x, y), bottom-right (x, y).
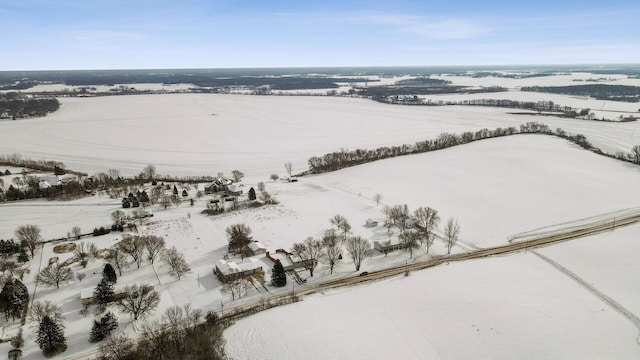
top-left (532, 250), bottom-right (640, 335)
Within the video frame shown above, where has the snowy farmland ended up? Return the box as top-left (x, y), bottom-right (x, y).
top-left (1, 94), bottom-right (640, 178)
top-left (225, 242), bottom-right (640, 360)
top-left (1, 82), bottom-right (640, 359)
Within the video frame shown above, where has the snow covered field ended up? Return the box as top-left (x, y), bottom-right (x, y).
top-left (419, 90), bottom-right (640, 120)
top-left (1, 130), bottom-right (639, 358)
top-left (225, 248), bottom-right (640, 360)
top-left (1, 94), bottom-right (640, 179)
top-left (1, 84), bottom-right (640, 359)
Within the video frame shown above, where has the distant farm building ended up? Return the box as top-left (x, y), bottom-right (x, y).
top-left (265, 249), bottom-right (313, 271)
top-left (214, 259), bottom-right (263, 283)
top-left (365, 219), bottom-right (379, 227)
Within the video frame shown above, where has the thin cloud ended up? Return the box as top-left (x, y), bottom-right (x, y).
top-left (355, 14), bottom-right (492, 39)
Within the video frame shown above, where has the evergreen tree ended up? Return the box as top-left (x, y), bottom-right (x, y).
top-left (103, 263), bottom-right (117, 283)
top-left (0, 279), bottom-right (28, 322)
top-left (271, 260), bottom-right (287, 287)
top-left (94, 278), bottom-right (115, 305)
top-left (89, 311), bottom-right (118, 343)
top-left (17, 247), bottom-right (29, 263)
top-left (36, 315), bottom-right (67, 357)
top-left (248, 187), bottom-right (256, 201)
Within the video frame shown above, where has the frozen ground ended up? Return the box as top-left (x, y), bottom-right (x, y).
top-left (225, 250), bottom-right (640, 360)
top-left (419, 90), bottom-right (640, 120)
top-left (1, 94), bottom-right (640, 179)
top-left (1, 133), bottom-right (639, 358)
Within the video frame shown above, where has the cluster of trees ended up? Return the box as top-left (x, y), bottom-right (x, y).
top-left (381, 204), bottom-right (461, 257)
top-left (358, 84), bottom-right (506, 100)
top-left (0, 154), bottom-right (69, 175)
top-left (522, 84), bottom-right (640, 102)
top-left (0, 93), bottom-right (60, 119)
top-left (1, 174), bottom-right (87, 202)
top-left (291, 215), bottom-right (372, 275)
top-left (97, 308), bottom-right (225, 360)
top-left (106, 234), bottom-right (188, 279)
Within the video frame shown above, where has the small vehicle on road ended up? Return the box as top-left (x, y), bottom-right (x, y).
top-left (359, 271), bottom-right (369, 277)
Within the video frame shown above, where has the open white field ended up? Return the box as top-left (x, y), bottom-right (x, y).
top-left (538, 222), bottom-right (640, 319)
top-left (434, 72), bottom-right (640, 88)
top-left (1, 131), bottom-right (640, 358)
top-left (311, 134), bottom-right (640, 247)
top-left (418, 90), bottom-right (640, 120)
top-left (225, 251), bottom-right (640, 360)
top-left (2, 94), bottom-right (640, 179)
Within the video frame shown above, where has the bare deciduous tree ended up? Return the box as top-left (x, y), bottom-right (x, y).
top-left (98, 335), bottom-right (133, 360)
top-left (321, 230), bottom-right (343, 274)
top-left (292, 237), bottom-right (322, 277)
top-left (444, 218), bottom-right (461, 254)
top-left (110, 210), bottom-right (127, 227)
top-left (118, 284), bottom-right (160, 321)
top-left (330, 214), bottom-right (351, 241)
top-left (107, 247), bottom-right (128, 276)
top-left (384, 205), bottom-right (411, 233)
top-left (413, 207), bottom-right (440, 252)
top-left (628, 145), bottom-right (640, 164)
top-left (257, 182), bottom-right (266, 193)
top-left (231, 170), bottom-right (244, 183)
top-left (70, 226), bottom-right (82, 240)
top-left (120, 236), bottom-right (145, 269)
top-left (142, 164), bottom-right (156, 181)
top-left (345, 236), bottom-right (370, 271)
top-left (270, 174), bottom-right (279, 181)
top-left (160, 193), bottom-right (173, 209)
top-left (15, 224), bottom-right (41, 257)
top-left (74, 242), bottom-right (97, 268)
top-left (223, 278), bottom-right (249, 300)
top-left (226, 223), bottom-right (252, 254)
top-left (29, 300), bottom-right (63, 324)
top-left (284, 162), bottom-right (293, 177)
top-left (162, 247), bottom-right (191, 280)
top-left (37, 264), bottom-right (73, 289)
top-left (142, 236), bottom-right (165, 264)
top-left (399, 231), bottom-right (421, 259)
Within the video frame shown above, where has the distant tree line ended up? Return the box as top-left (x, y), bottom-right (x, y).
top-left (0, 93), bottom-right (59, 119)
top-left (307, 121), bottom-right (640, 174)
top-left (521, 84), bottom-right (640, 102)
top-left (358, 85), bottom-right (507, 100)
top-left (0, 154), bottom-right (78, 175)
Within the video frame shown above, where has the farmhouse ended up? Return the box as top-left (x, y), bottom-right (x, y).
top-left (373, 240), bottom-right (408, 253)
top-left (214, 259), bottom-right (263, 283)
top-left (204, 177), bottom-right (232, 194)
top-left (38, 175), bottom-right (61, 189)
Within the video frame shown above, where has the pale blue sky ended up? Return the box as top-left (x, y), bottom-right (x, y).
top-left (1, 0), bottom-right (638, 70)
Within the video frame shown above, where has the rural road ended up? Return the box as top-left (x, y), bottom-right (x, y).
top-left (222, 208), bottom-right (640, 320)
